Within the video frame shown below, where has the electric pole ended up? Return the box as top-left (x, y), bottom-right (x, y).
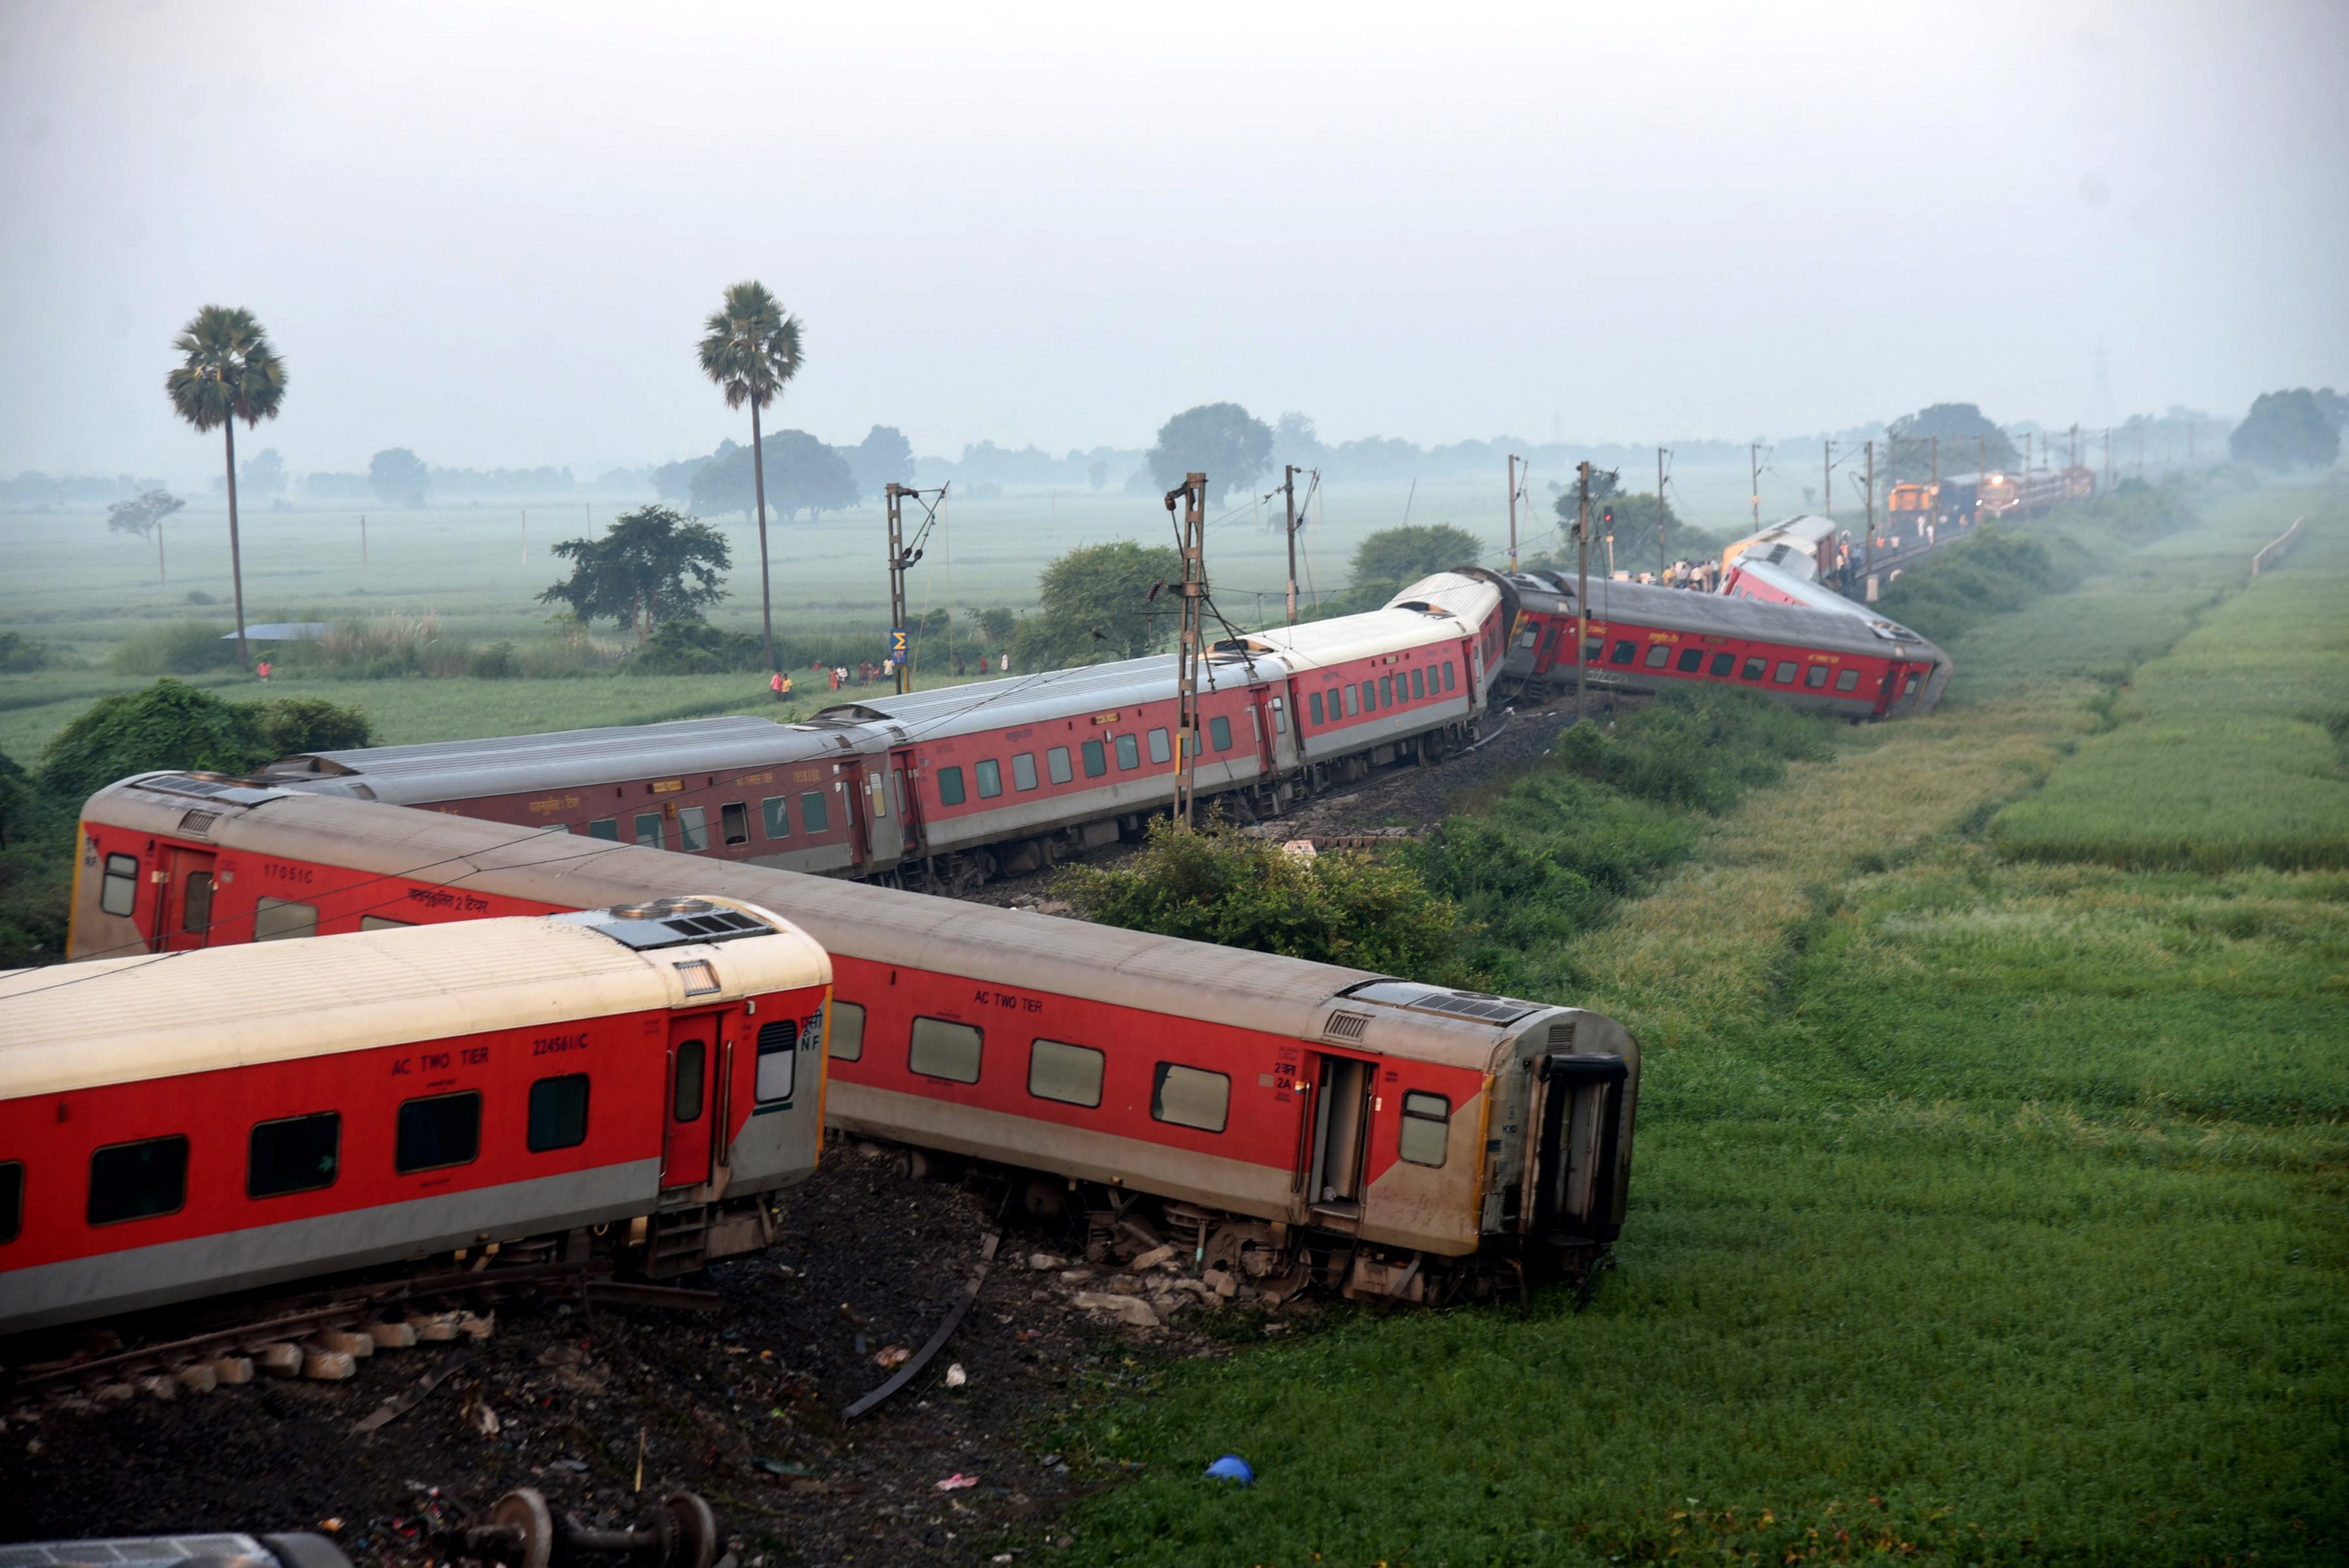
top-left (1823, 439), bottom-right (1833, 523)
top-left (1749, 442), bottom-right (1764, 528)
top-left (1575, 461), bottom-right (1592, 725)
top-left (1657, 446), bottom-right (1670, 579)
top-left (2104, 428), bottom-right (2113, 491)
top-left (1166, 473), bottom-right (1207, 828)
top-left (1282, 465), bottom-right (1302, 624)
top-left (1506, 454), bottom-right (1521, 572)
top-left (1863, 439), bottom-right (1876, 589)
top-left (1931, 435), bottom-right (1940, 486)
top-left (884, 481), bottom-right (949, 696)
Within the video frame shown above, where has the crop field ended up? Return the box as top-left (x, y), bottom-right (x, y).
top-left (1052, 486), bottom-right (2347, 1566)
top-left (1992, 497), bottom-right (2349, 871)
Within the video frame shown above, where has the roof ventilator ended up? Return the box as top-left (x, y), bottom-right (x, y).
top-left (1547, 1019), bottom-right (1577, 1051)
top-left (1323, 1012), bottom-right (1371, 1042)
top-left (177, 810), bottom-right (220, 839)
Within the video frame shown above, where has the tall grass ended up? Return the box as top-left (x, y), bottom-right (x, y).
top-left (108, 621), bottom-right (242, 676)
top-left (1992, 505), bottom-right (2349, 871)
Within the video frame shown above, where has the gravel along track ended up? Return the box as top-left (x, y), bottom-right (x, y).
top-left (1, 1142), bottom-right (1333, 1566)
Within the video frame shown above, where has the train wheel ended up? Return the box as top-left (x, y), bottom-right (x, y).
top-left (663, 1493), bottom-right (720, 1568)
top-left (1021, 1176), bottom-right (1068, 1220)
top-left (487, 1488), bottom-right (555, 1568)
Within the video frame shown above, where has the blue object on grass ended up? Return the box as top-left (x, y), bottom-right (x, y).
top-left (1204, 1455), bottom-right (1255, 1485)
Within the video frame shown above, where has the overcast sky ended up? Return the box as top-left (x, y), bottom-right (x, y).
top-left (5, 0), bottom-right (2345, 478)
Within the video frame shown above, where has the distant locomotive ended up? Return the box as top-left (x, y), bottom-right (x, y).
top-left (2, 904), bottom-right (831, 1334)
top-left (68, 776), bottom-right (1642, 1303)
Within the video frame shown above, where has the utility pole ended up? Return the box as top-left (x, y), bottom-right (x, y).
top-left (1863, 439), bottom-right (1876, 589)
top-left (1823, 439), bottom-right (1833, 523)
top-left (2104, 428), bottom-right (2113, 491)
top-left (2069, 423), bottom-right (2079, 473)
top-left (1282, 465), bottom-right (1302, 624)
top-left (1506, 454), bottom-right (1522, 572)
top-left (1749, 442), bottom-right (1764, 528)
top-left (1575, 461), bottom-right (1592, 725)
top-left (1166, 473), bottom-right (1208, 827)
top-left (1931, 435), bottom-right (1940, 486)
top-left (884, 481), bottom-right (949, 696)
top-left (1656, 446), bottom-right (1669, 579)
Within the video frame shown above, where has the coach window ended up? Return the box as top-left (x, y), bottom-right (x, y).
top-left (0, 1161), bottom-right (19, 1245)
top-left (1115, 734), bottom-right (1141, 770)
top-left (1048, 746), bottom-right (1075, 784)
top-left (1773, 661), bottom-right (1798, 684)
top-left (800, 790), bottom-right (830, 833)
top-left (524, 1075), bottom-right (590, 1153)
top-left (1412, 668), bottom-right (1426, 699)
top-left (677, 806), bottom-right (710, 852)
top-left (1081, 739), bottom-right (1107, 777)
top-left (1398, 1091), bottom-right (1450, 1167)
top-left (1379, 675), bottom-right (1395, 707)
top-left (672, 1041), bottom-right (706, 1122)
top-left (1271, 696), bottom-right (1286, 733)
top-left (1902, 673), bottom-right (1921, 697)
top-left (1361, 680), bottom-right (1378, 711)
top-left (910, 1017), bottom-right (984, 1083)
top-left (1644, 644), bottom-right (1672, 669)
top-left (1443, 662), bottom-right (1456, 691)
top-left (248, 1111), bottom-right (340, 1198)
top-left (1342, 685), bottom-right (1359, 717)
top-left (1012, 752), bottom-right (1039, 791)
top-left (254, 896), bottom-right (318, 943)
top-left (1308, 691), bottom-right (1325, 726)
top-left (360, 915), bottom-right (413, 932)
top-left (100, 852), bottom-right (139, 918)
top-left (1676, 648), bottom-right (1705, 673)
top-left (1741, 656), bottom-right (1767, 680)
top-left (1029, 1039), bottom-right (1105, 1107)
top-left (760, 797), bottom-right (791, 839)
top-left (1805, 665), bottom-right (1831, 689)
top-left (88, 1135), bottom-right (189, 1225)
top-left (1583, 637), bottom-right (1603, 664)
top-left (1151, 1063), bottom-right (1229, 1133)
top-left (588, 818), bottom-right (621, 841)
top-left (826, 1000), bottom-right (866, 1062)
top-left (1709, 652), bottom-right (1736, 677)
top-left (756, 1020), bottom-right (799, 1103)
top-left (1836, 668), bottom-right (1861, 693)
top-left (395, 1091), bottom-right (482, 1174)
top-left (721, 802), bottom-right (751, 847)
top-left (976, 759), bottom-right (1004, 798)
top-left (937, 766), bottom-right (966, 806)
top-left (1609, 640), bottom-right (1637, 666)
top-left (1209, 715), bottom-right (1233, 751)
top-left (633, 812), bottom-right (666, 849)
top-left (1146, 727), bottom-right (1171, 765)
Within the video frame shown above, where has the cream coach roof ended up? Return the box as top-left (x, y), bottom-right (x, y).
top-left (0, 907), bottom-right (829, 1099)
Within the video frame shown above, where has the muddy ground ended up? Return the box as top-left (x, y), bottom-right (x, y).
top-left (2, 695), bottom-right (1596, 1562)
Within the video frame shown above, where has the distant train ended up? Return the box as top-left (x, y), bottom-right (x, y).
top-left (2, 905), bottom-right (831, 1333)
top-left (67, 774), bottom-right (1642, 1304)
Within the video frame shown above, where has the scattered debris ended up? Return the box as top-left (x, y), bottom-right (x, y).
top-left (1205, 1454), bottom-right (1256, 1485)
top-left (936, 1473), bottom-right (979, 1492)
top-left (462, 1391), bottom-right (502, 1437)
top-left (872, 1344), bottom-right (912, 1370)
top-left (351, 1355), bottom-right (471, 1435)
top-left (1073, 1292), bottom-right (1161, 1329)
top-left (944, 1362), bottom-right (968, 1388)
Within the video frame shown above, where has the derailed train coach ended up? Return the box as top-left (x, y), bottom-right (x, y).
top-left (247, 572), bottom-right (1517, 894)
top-left (68, 774), bottom-right (1638, 1303)
top-left (1488, 568), bottom-right (1952, 719)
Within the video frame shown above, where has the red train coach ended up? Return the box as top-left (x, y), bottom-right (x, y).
top-left (1495, 570), bottom-right (1952, 719)
top-left (69, 774), bottom-right (1640, 1302)
top-left (2, 904), bottom-right (830, 1335)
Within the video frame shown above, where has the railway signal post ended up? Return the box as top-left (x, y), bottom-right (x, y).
top-left (1166, 472), bottom-right (1208, 826)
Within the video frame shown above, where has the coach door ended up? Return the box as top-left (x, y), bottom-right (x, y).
top-left (1300, 1054), bottom-right (1375, 1230)
top-left (661, 1013), bottom-right (722, 1189)
top-left (891, 745), bottom-right (923, 858)
top-left (153, 847), bottom-right (218, 952)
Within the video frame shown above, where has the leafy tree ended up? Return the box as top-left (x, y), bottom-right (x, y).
top-left (166, 305), bottom-right (286, 668)
top-left (539, 504), bottom-right (731, 639)
top-left (699, 280), bottom-right (805, 674)
top-left (651, 453), bottom-right (709, 502)
top-left (623, 618), bottom-right (768, 676)
top-left (690, 430), bottom-right (856, 521)
top-left (1146, 403), bottom-right (1273, 500)
top-left (967, 605), bottom-right (1016, 646)
top-left (1008, 540), bottom-right (1180, 670)
top-left (246, 696), bottom-right (377, 756)
top-left (241, 446), bottom-right (286, 500)
top-left (368, 447), bottom-right (429, 508)
top-left (1886, 403), bottom-right (2019, 481)
top-left (843, 424), bottom-right (915, 498)
top-left (2230, 388), bottom-right (2342, 470)
top-left (1527, 493), bottom-right (1718, 573)
top-left (1350, 524), bottom-right (1484, 592)
top-left (1087, 459), bottom-right (1109, 492)
top-left (107, 489), bottom-right (187, 584)
top-left (1057, 818), bottom-right (1473, 982)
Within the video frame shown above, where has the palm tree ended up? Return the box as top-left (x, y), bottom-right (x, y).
top-left (697, 282), bottom-right (803, 673)
top-left (166, 306), bottom-right (286, 669)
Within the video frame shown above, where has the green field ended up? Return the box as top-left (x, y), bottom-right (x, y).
top-left (1046, 485), bottom-right (2348, 1566)
top-left (1992, 498), bottom-right (2349, 871)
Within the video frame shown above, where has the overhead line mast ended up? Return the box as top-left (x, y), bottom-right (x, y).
top-left (884, 481), bottom-right (949, 696)
top-left (1166, 472), bottom-right (1208, 828)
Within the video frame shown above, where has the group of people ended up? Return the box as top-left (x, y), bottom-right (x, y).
top-left (768, 650), bottom-right (1015, 701)
top-left (1646, 559), bottom-right (1720, 592)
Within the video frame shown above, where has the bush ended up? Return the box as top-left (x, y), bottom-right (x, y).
top-left (1875, 526), bottom-right (2061, 643)
top-left (469, 641), bottom-right (520, 679)
top-left (1563, 686), bottom-right (1833, 812)
top-left (1056, 818), bottom-right (1474, 982)
top-left (0, 632), bottom-right (45, 673)
top-left (36, 680), bottom-right (373, 799)
top-left (624, 619), bottom-right (768, 676)
top-left (109, 621), bottom-right (241, 676)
